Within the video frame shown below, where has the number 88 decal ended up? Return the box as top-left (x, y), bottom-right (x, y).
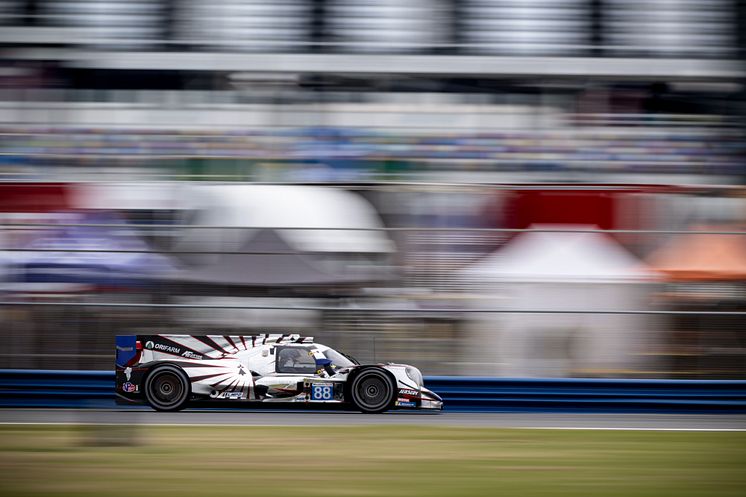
top-left (312, 384), bottom-right (333, 400)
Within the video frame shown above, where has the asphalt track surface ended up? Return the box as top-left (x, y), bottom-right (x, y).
top-left (1, 409), bottom-right (745, 431)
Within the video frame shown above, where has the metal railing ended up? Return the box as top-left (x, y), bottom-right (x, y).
top-left (2, 219), bottom-right (745, 375)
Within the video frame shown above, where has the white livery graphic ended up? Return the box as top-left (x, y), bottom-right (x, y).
top-left (115, 334), bottom-right (443, 413)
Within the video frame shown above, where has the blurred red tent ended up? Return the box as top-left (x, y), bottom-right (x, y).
top-left (646, 228), bottom-right (746, 281)
top-left (0, 183), bottom-right (73, 212)
top-left (497, 185), bottom-right (668, 233)
top-left (481, 184), bottom-right (672, 256)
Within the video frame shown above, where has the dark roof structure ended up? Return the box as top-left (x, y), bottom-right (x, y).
top-left (168, 229), bottom-right (388, 287)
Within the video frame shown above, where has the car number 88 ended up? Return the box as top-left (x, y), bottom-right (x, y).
top-left (311, 384), bottom-right (333, 400)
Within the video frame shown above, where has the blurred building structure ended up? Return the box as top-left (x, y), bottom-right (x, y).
top-left (0, 0), bottom-right (745, 377)
top-left (460, 226), bottom-right (657, 377)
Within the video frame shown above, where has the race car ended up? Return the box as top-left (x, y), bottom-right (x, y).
top-left (115, 333), bottom-right (442, 413)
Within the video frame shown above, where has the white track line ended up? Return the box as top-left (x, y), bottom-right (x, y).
top-left (1, 422), bottom-right (744, 432)
top-left (523, 427), bottom-right (746, 432)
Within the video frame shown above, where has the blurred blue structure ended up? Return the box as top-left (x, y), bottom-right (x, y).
top-left (8, 213), bottom-right (172, 287)
top-left (1, 370), bottom-right (744, 413)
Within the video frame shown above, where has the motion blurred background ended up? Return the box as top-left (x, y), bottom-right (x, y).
top-left (0, 0), bottom-right (745, 379)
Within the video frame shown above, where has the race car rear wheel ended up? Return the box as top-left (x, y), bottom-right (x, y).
top-left (349, 368), bottom-right (395, 414)
top-left (144, 365), bottom-right (190, 412)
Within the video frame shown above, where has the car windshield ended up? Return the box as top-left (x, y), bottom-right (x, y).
top-left (323, 348), bottom-right (358, 368)
top-left (276, 347), bottom-right (317, 374)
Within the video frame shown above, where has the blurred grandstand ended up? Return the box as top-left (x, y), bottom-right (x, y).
top-left (0, 0), bottom-right (745, 378)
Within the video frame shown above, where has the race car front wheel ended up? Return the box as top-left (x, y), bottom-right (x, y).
top-left (144, 365), bottom-right (190, 412)
top-left (349, 368), bottom-right (395, 414)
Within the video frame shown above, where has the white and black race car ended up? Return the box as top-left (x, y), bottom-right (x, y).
top-left (115, 334), bottom-right (442, 413)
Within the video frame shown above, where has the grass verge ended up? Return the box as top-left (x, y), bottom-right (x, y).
top-left (0, 425), bottom-right (744, 497)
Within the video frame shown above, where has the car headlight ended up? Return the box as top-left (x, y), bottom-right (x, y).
top-left (405, 366), bottom-right (423, 387)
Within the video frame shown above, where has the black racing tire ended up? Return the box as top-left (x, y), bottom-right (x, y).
top-left (349, 368), bottom-right (395, 414)
top-left (144, 365), bottom-right (190, 412)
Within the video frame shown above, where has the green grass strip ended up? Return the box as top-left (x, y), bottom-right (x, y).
top-left (1, 425), bottom-right (744, 497)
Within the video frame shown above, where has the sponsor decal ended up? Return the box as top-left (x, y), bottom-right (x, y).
top-left (124, 367), bottom-right (132, 381)
top-left (152, 343), bottom-right (180, 354)
top-left (116, 346), bottom-right (133, 352)
top-left (399, 388), bottom-right (419, 397)
top-left (396, 400), bottom-right (416, 407)
top-left (181, 351), bottom-right (203, 360)
top-left (225, 392), bottom-right (242, 400)
top-left (122, 382), bottom-right (137, 393)
top-left (145, 341), bottom-right (154, 350)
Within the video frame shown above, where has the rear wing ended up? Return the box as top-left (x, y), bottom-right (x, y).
top-left (116, 335), bottom-right (140, 368)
